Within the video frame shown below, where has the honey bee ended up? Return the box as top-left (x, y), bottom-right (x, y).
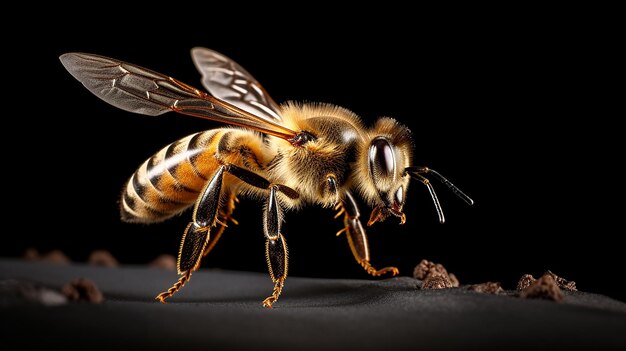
top-left (60, 48), bottom-right (473, 308)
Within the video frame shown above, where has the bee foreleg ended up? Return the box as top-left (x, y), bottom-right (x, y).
top-left (156, 166), bottom-right (227, 303)
top-left (338, 190), bottom-right (399, 277)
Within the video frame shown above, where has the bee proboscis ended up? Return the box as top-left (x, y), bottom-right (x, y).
top-left (60, 48), bottom-right (473, 308)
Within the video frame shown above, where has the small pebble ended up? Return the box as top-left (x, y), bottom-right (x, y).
top-left (468, 282), bottom-right (504, 294)
top-left (423, 275), bottom-right (453, 289)
top-left (149, 254), bottom-right (177, 271)
top-left (88, 250), bottom-right (119, 267)
top-left (62, 278), bottom-right (104, 304)
top-left (520, 273), bottom-right (564, 302)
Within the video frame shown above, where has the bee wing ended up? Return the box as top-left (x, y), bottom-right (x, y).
top-left (191, 47), bottom-right (283, 122)
top-left (60, 52), bottom-right (297, 140)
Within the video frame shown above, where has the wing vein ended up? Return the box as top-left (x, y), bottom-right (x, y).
top-left (60, 52), bottom-right (297, 140)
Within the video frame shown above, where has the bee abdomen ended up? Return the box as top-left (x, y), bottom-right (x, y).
top-left (121, 130), bottom-right (225, 223)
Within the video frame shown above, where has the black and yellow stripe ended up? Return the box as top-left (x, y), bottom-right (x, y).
top-left (120, 128), bottom-right (267, 223)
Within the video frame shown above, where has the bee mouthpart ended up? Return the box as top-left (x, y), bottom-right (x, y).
top-left (367, 205), bottom-right (406, 226)
top-left (391, 208), bottom-right (407, 225)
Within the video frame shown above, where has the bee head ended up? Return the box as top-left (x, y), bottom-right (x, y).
top-left (361, 118), bottom-right (413, 224)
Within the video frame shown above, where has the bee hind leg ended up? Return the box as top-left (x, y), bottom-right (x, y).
top-left (156, 166), bottom-right (229, 303)
top-left (335, 190), bottom-right (399, 277)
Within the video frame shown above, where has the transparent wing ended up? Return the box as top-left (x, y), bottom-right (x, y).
top-left (191, 47), bottom-right (283, 122)
top-left (60, 53), bottom-right (297, 140)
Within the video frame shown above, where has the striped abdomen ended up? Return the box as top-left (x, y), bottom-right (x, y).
top-left (120, 128), bottom-right (267, 223)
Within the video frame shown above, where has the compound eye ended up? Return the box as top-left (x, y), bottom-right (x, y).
top-left (369, 138), bottom-right (396, 180)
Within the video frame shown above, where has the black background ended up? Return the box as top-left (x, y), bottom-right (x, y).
top-left (7, 8), bottom-right (623, 302)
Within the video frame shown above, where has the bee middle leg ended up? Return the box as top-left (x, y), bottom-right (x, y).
top-left (225, 164), bottom-right (295, 308)
top-left (335, 190), bottom-right (399, 277)
top-left (262, 186), bottom-right (289, 308)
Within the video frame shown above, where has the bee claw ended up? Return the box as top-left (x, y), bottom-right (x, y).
top-left (361, 261), bottom-right (400, 277)
top-left (262, 297), bottom-right (276, 308)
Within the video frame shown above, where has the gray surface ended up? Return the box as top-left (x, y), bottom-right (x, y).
top-left (1, 259), bottom-right (625, 350)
